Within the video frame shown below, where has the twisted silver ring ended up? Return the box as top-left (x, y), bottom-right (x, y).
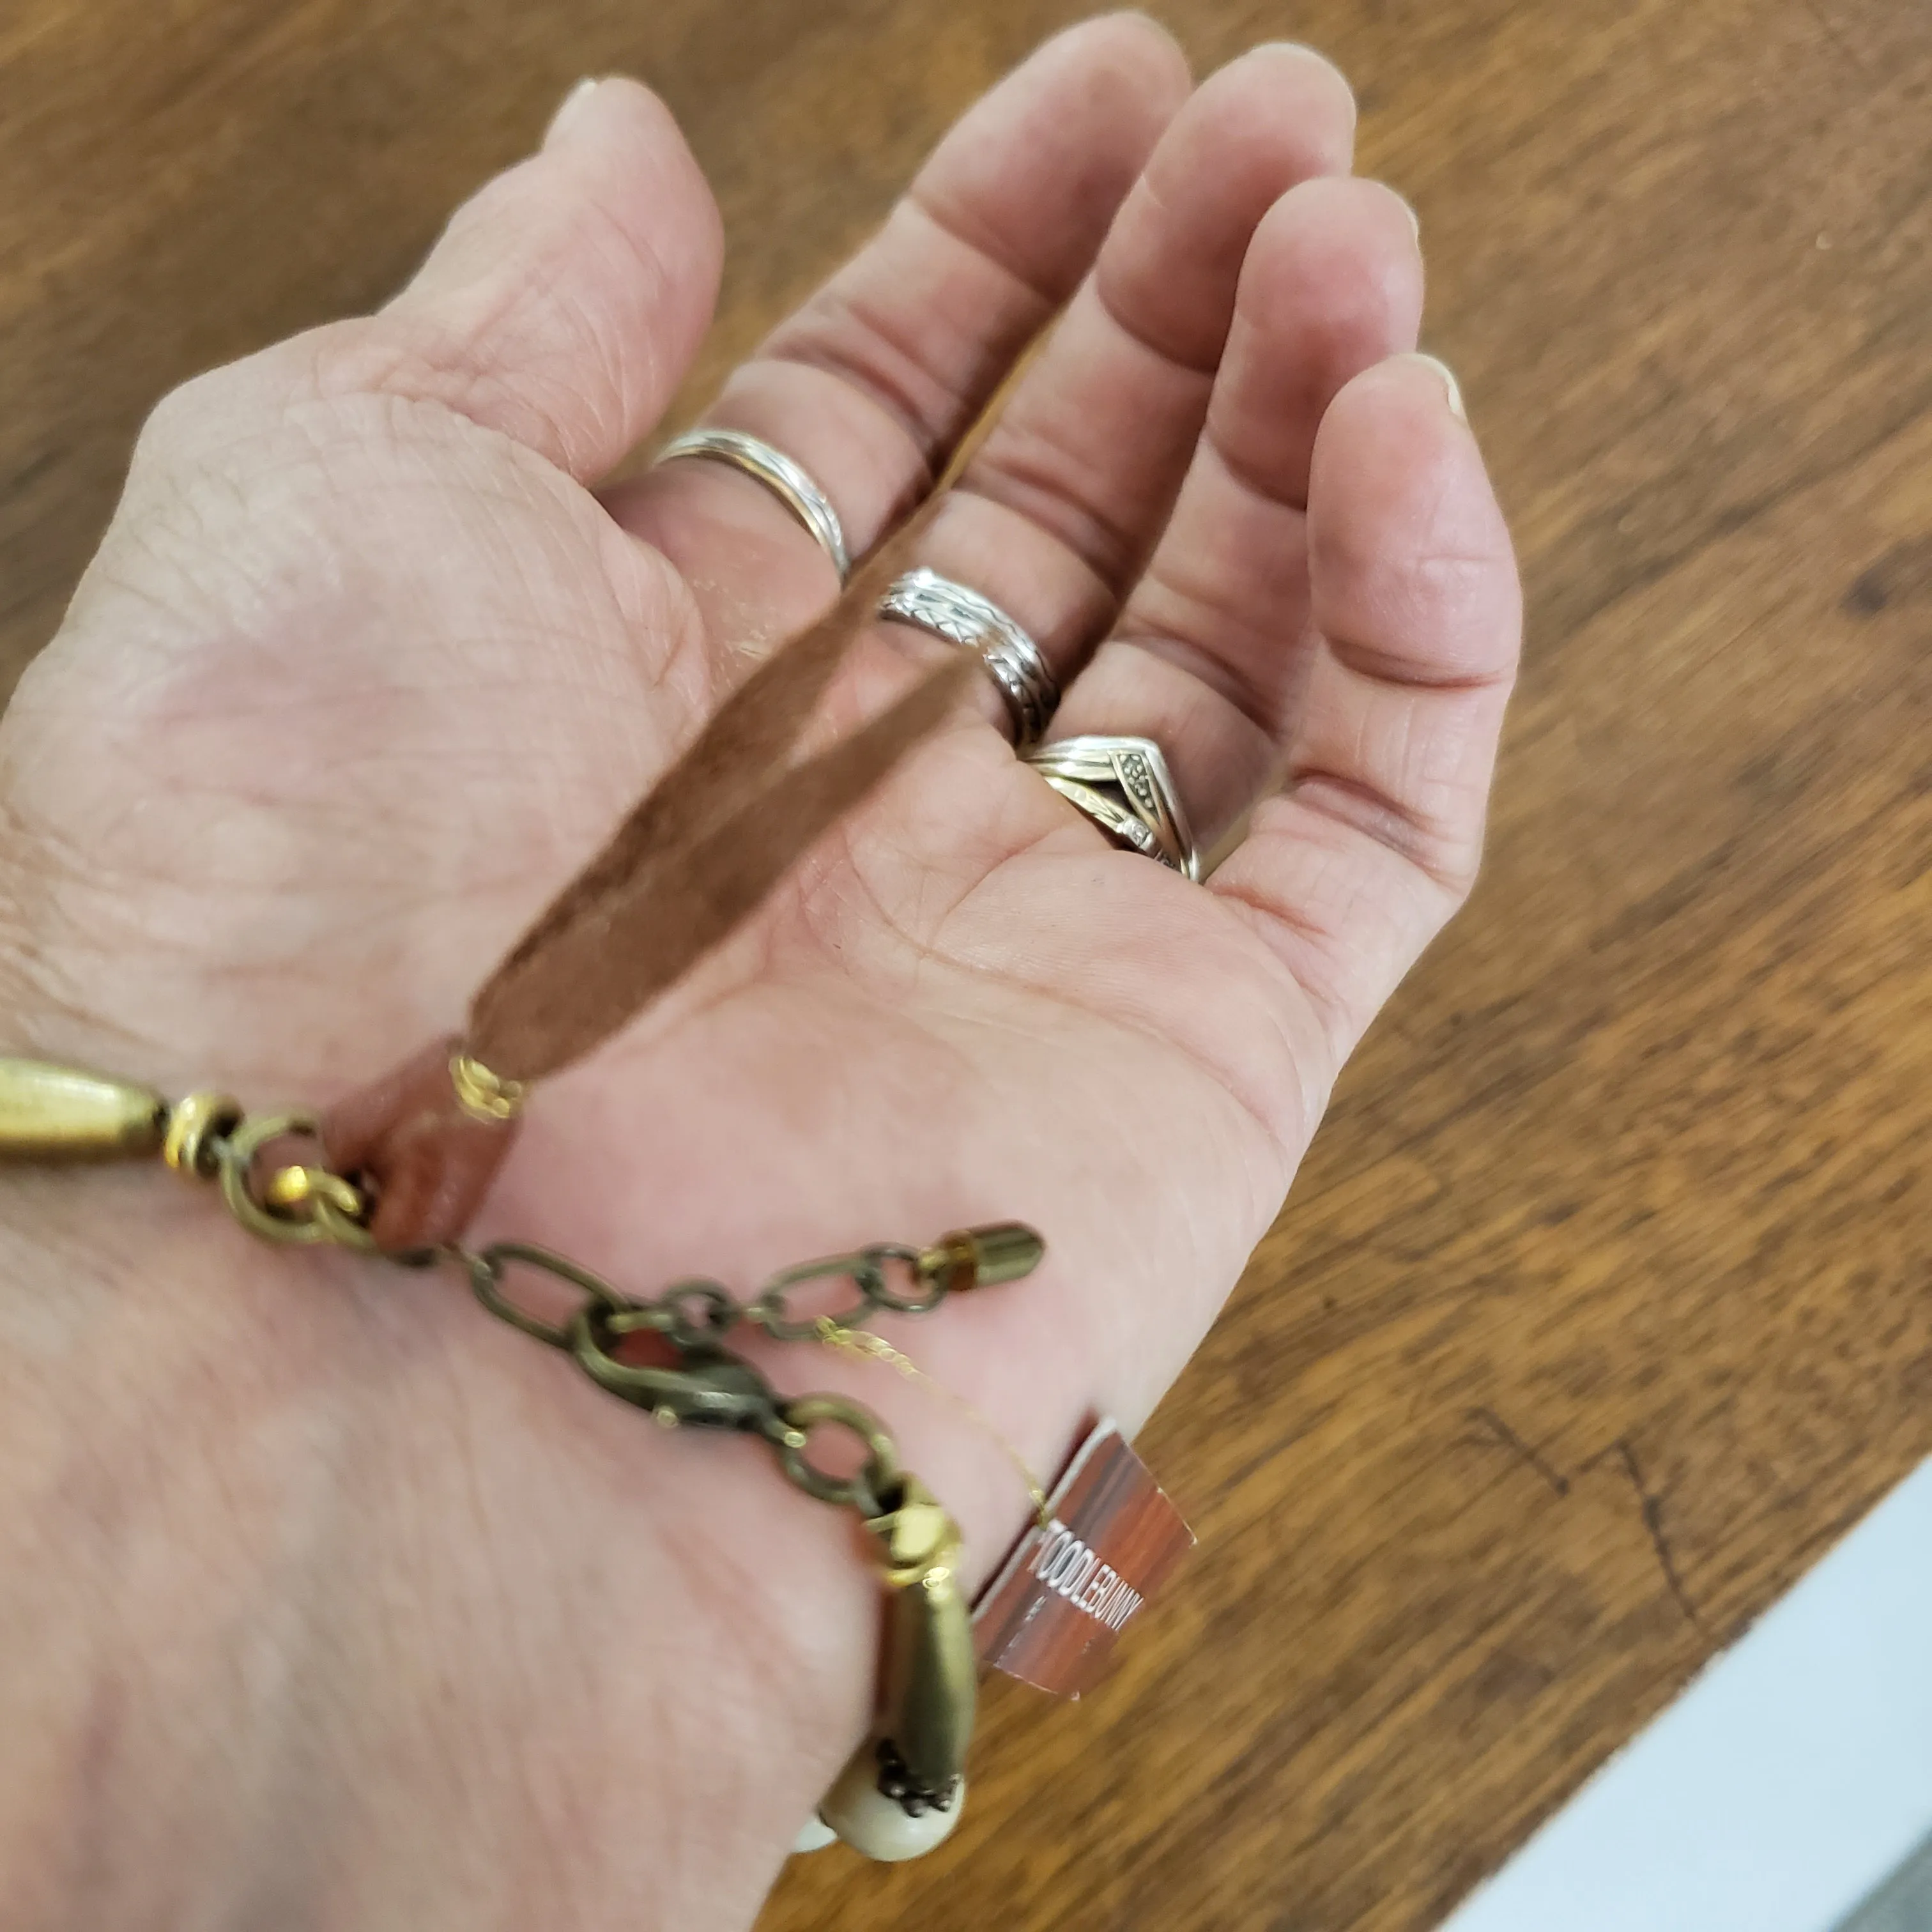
top-left (877, 568), bottom-right (1059, 747)
top-left (1023, 735), bottom-right (1200, 882)
top-left (654, 429), bottom-right (850, 583)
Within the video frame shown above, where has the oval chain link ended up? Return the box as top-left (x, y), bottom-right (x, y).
top-left (459, 1241), bottom-right (949, 1352)
top-left (459, 1240), bottom-right (632, 1348)
top-left (776, 1394), bottom-right (904, 1514)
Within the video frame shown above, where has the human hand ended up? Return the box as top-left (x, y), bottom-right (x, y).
top-left (0, 18), bottom-right (1518, 1928)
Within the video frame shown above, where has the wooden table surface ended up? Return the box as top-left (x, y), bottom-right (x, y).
top-left (6, 2), bottom-right (1930, 1927)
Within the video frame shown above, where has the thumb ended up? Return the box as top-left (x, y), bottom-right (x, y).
top-left (332, 76), bottom-right (723, 481)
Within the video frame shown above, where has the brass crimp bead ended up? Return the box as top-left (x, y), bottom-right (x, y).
top-left (162, 1091), bottom-right (244, 1179)
top-left (450, 1052), bottom-right (526, 1123)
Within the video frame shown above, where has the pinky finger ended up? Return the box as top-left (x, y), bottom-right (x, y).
top-left (1208, 353), bottom-right (1521, 1069)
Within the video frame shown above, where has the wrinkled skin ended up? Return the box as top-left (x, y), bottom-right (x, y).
top-left (0, 19), bottom-right (1518, 1931)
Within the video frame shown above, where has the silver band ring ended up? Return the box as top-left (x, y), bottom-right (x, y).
top-left (654, 429), bottom-right (851, 583)
top-left (877, 567), bottom-right (1059, 747)
top-left (1023, 735), bottom-right (1200, 882)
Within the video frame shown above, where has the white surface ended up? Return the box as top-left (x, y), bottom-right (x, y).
top-left (1442, 1457), bottom-right (1932, 1932)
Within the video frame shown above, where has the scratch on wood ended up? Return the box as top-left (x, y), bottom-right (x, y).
top-left (1467, 1407), bottom-right (1570, 1497)
top-left (1606, 1439), bottom-right (1705, 1633)
top-left (1466, 1417), bottom-right (1706, 1630)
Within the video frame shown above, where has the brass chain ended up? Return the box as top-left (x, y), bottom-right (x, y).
top-left (450, 1238), bottom-right (975, 1517)
top-left (159, 1088), bottom-right (1041, 1526)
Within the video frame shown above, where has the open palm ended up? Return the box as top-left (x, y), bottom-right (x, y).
top-left (0, 20), bottom-right (1518, 1930)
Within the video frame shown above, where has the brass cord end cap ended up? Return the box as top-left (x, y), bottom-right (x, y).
top-left (919, 1222), bottom-right (1045, 1292)
top-left (868, 1475), bottom-right (965, 1590)
top-left (449, 1052), bottom-right (527, 1124)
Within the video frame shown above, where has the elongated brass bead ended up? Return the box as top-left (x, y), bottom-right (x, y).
top-left (816, 1475), bottom-right (976, 1861)
top-left (815, 1476), bottom-right (974, 1855)
top-left (879, 1524), bottom-right (975, 1796)
top-left (0, 1058), bottom-right (169, 1159)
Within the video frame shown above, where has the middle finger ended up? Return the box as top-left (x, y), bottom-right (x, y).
top-left (901, 43), bottom-right (1356, 730)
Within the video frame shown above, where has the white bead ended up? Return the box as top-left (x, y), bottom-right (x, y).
top-left (818, 1747), bottom-right (967, 1862)
top-left (792, 1816), bottom-right (838, 1855)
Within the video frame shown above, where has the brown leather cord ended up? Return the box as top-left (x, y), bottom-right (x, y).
top-left (465, 489), bottom-right (951, 1080)
top-left (470, 645), bottom-right (971, 1080)
top-left (321, 360), bottom-right (1025, 1249)
top-left (323, 484), bottom-right (977, 1243)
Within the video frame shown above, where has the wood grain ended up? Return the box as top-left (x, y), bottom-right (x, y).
top-left (4, 1), bottom-right (1929, 1927)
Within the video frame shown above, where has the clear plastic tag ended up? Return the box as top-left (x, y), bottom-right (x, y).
top-left (972, 1417), bottom-right (1194, 1699)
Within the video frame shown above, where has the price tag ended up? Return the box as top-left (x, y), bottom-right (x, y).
top-left (972, 1418), bottom-right (1194, 1699)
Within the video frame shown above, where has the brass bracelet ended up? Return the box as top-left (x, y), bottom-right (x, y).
top-left (0, 1054), bottom-right (1045, 1862)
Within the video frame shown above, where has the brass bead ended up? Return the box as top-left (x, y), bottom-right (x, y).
top-left (820, 1472), bottom-right (975, 1851)
top-left (0, 1058), bottom-right (169, 1160)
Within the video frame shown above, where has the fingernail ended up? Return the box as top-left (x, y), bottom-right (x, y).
top-left (1406, 352), bottom-right (1466, 423)
top-left (1394, 194), bottom-right (1422, 243)
top-left (544, 77), bottom-right (600, 147)
top-left (1265, 42), bottom-right (1358, 124)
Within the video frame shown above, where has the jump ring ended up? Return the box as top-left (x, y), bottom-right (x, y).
top-left (862, 1243), bottom-right (946, 1315)
top-left (217, 1111), bottom-right (377, 1250)
top-left (775, 1393), bottom-right (903, 1514)
top-left (654, 428), bottom-right (851, 582)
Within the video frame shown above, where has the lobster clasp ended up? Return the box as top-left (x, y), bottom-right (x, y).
top-left (569, 1310), bottom-right (783, 1432)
